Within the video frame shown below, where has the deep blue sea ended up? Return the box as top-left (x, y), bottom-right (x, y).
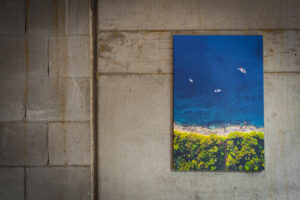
top-left (173, 35), bottom-right (264, 128)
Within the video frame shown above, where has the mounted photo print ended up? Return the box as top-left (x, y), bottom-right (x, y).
top-left (173, 35), bottom-right (264, 171)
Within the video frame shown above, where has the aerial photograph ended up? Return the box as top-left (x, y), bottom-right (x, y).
top-left (173, 35), bottom-right (264, 171)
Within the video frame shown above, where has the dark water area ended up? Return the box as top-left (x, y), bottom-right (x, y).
top-left (173, 35), bottom-right (264, 128)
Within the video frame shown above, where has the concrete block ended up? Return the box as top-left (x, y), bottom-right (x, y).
top-left (0, 0), bottom-right (24, 34)
top-left (0, 168), bottom-right (24, 200)
top-left (0, 80), bottom-right (24, 121)
top-left (264, 30), bottom-right (300, 72)
top-left (98, 32), bottom-right (171, 73)
top-left (263, 130), bottom-right (300, 200)
top-left (98, 0), bottom-right (300, 30)
top-left (49, 122), bottom-right (90, 165)
top-left (279, 131), bottom-right (300, 198)
top-left (0, 36), bottom-right (48, 79)
top-left (27, 167), bottom-right (90, 200)
top-left (263, 74), bottom-right (300, 199)
top-left (27, 37), bottom-right (49, 78)
top-left (97, 74), bottom-right (300, 200)
top-left (264, 74), bottom-right (300, 133)
top-left (0, 37), bottom-right (25, 79)
top-left (0, 122), bottom-right (47, 166)
top-left (26, 78), bottom-right (90, 121)
top-left (28, 0), bottom-right (89, 35)
top-left (49, 36), bottom-right (90, 77)
top-left (98, 74), bottom-right (173, 199)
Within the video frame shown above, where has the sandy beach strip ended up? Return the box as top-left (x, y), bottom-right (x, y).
top-left (174, 123), bottom-right (263, 136)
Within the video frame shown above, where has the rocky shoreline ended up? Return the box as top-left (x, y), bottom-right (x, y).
top-left (174, 123), bottom-right (263, 136)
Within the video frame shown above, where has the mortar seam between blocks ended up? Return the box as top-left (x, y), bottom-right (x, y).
top-left (0, 34), bottom-right (89, 37)
top-left (24, 167), bottom-right (27, 200)
top-left (90, 0), bottom-right (99, 199)
top-left (24, 0), bottom-right (28, 33)
top-left (46, 122), bottom-right (50, 166)
top-left (0, 120), bottom-right (90, 123)
top-left (47, 36), bottom-right (50, 77)
top-left (0, 165), bottom-right (91, 168)
top-left (97, 28), bottom-right (300, 32)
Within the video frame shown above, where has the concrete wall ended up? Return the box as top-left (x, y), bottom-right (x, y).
top-left (97, 0), bottom-right (300, 200)
top-left (1, 0), bottom-right (300, 199)
top-left (0, 0), bottom-right (91, 200)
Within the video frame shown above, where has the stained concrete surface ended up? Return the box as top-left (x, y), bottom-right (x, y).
top-left (97, 0), bottom-right (300, 199)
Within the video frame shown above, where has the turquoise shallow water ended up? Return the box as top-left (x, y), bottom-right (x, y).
top-left (173, 35), bottom-right (264, 128)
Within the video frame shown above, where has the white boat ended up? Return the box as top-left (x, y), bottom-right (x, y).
top-left (237, 67), bottom-right (247, 74)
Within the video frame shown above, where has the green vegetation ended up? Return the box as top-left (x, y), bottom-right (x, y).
top-left (173, 130), bottom-right (264, 171)
top-left (226, 131), bottom-right (264, 171)
top-left (173, 130), bottom-right (225, 171)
